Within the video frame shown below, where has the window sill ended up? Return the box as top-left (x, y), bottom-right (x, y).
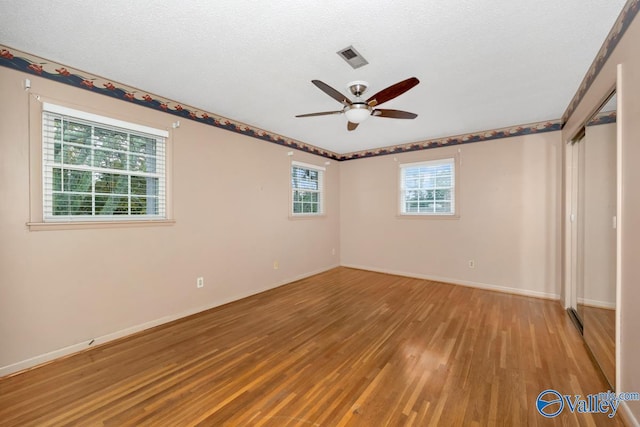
top-left (27, 219), bottom-right (176, 231)
top-left (288, 214), bottom-right (327, 220)
top-left (396, 214), bottom-right (460, 220)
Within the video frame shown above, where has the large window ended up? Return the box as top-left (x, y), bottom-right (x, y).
top-left (42, 104), bottom-right (168, 221)
top-left (291, 161), bottom-right (324, 216)
top-left (399, 157), bottom-right (456, 216)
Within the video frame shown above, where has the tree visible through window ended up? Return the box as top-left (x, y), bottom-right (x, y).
top-left (399, 158), bottom-right (455, 215)
top-left (291, 161), bottom-right (324, 216)
top-left (42, 105), bottom-right (167, 221)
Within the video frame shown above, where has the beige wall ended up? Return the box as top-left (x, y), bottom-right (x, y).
top-left (0, 66), bottom-right (340, 374)
top-left (339, 133), bottom-right (562, 298)
top-left (563, 13), bottom-right (640, 421)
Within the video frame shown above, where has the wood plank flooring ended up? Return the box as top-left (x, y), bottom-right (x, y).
top-left (583, 305), bottom-right (616, 388)
top-left (0, 267), bottom-right (623, 426)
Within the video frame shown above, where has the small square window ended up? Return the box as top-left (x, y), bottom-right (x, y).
top-left (399, 158), bottom-right (456, 216)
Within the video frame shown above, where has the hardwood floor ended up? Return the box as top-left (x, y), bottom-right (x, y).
top-left (583, 305), bottom-right (616, 388)
top-left (0, 268), bottom-right (623, 426)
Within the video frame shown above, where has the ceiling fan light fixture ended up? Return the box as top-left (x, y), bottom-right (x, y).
top-left (296, 77), bottom-right (419, 130)
top-left (344, 104), bottom-right (371, 123)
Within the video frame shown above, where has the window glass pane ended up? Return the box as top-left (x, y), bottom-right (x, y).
top-left (63, 145), bottom-right (91, 166)
top-left (405, 190), bottom-right (419, 202)
top-left (53, 193), bottom-right (92, 216)
top-left (404, 169), bottom-right (419, 180)
top-left (436, 175), bottom-right (452, 187)
top-left (130, 135), bottom-right (156, 155)
top-left (52, 193), bottom-right (69, 216)
top-left (419, 172), bottom-right (435, 189)
top-left (131, 176), bottom-right (158, 196)
top-left (129, 154), bottom-right (154, 172)
top-left (94, 173), bottom-right (129, 195)
top-left (54, 142), bottom-right (62, 163)
top-left (131, 197), bottom-right (146, 215)
top-left (51, 118), bottom-right (62, 142)
top-left (292, 167), bottom-right (318, 190)
top-left (94, 127), bottom-right (128, 151)
top-left (53, 168), bottom-right (62, 191)
top-left (69, 194), bottom-right (93, 215)
top-left (436, 202), bottom-right (452, 213)
top-left (62, 169), bottom-right (92, 192)
top-left (435, 189), bottom-right (450, 201)
top-left (435, 165), bottom-right (451, 175)
top-left (96, 195), bottom-right (129, 215)
top-left (94, 149), bottom-right (127, 170)
top-left (405, 177), bottom-right (419, 189)
top-left (131, 196), bottom-right (159, 215)
top-left (63, 121), bottom-right (91, 145)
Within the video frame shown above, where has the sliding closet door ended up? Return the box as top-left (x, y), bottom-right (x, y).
top-left (564, 92), bottom-right (617, 388)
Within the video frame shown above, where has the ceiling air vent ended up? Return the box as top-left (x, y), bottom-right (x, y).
top-left (337, 45), bottom-right (368, 69)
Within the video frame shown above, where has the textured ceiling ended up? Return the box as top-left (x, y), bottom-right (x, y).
top-left (0, 0), bottom-right (628, 154)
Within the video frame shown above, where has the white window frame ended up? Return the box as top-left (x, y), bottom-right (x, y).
top-left (41, 103), bottom-right (169, 222)
top-left (290, 160), bottom-right (325, 217)
top-left (399, 156), bottom-right (457, 217)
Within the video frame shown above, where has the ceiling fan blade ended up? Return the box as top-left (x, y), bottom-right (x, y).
top-left (372, 109), bottom-right (418, 119)
top-left (347, 121), bottom-right (359, 131)
top-left (295, 110), bottom-right (343, 118)
top-left (366, 77), bottom-right (420, 107)
top-left (312, 80), bottom-right (352, 106)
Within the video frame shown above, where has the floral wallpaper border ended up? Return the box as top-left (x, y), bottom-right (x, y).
top-left (0, 45), bottom-right (342, 160)
top-left (3, 0), bottom-right (636, 166)
top-left (561, 0), bottom-right (639, 124)
top-left (587, 111), bottom-right (617, 127)
top-left (337, 120), bottom-right (562, 160)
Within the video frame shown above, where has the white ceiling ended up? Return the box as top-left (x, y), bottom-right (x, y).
top-left (0, 0), bottom-right (627, 154)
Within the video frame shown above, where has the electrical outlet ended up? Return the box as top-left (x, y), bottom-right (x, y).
top-left (273, 260), bottom-right (279, 270)
top-left (196, 277), bottom-right (204, 288)
top-left (468, 260), bottom-right (475, 269)
top-left (332, 248), bottom-right (336, 255)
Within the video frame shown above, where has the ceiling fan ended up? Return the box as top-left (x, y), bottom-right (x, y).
top-left (295, 77), bottom-right (420, 131)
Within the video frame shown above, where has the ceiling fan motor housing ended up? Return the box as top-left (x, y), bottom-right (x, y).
top-left (347, 80), bottom-right (369, 97)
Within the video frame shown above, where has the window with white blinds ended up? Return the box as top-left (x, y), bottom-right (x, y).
top-left (291, 161), bottom-right (324, 216)
top-left (42, 104), bottom-right (168, 221)
top-left (399, 157), bottom-right (456, 216)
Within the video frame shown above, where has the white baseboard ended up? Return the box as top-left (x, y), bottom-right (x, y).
top-left (577, 297), bottom-right (616, 310)
top-left (341, 264), bottom-right (560, 300)
top-left (0, 264), bottom-right (340, 378)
